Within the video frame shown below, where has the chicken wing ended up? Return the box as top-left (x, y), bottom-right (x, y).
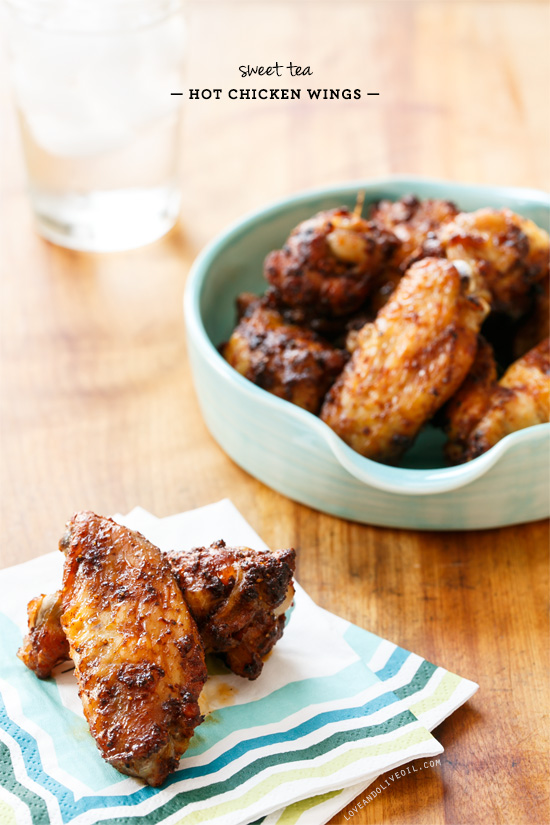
top-left (222, 298), bottom-right (347, 414)
top-left (167, 540), bottom-right (296, 680)
top-left (57, 512), bottom-right (207, 786)
top-left (369, 194), bottom-right (458, 269)
top-left (463, 338), bottom-right (550, 460)
top-left (513, 275), bottom-right (550, 359)
top-left (17, 591), bottom-right (70, 680)
top-left (320, 257), bottom-right (490, 463)
top-left (19, 531), bottom-right (295, 683)
top-left (437, 208), bottom-right (550, 318)
top-left (439, 336), bottom-right (499, 464)
top-left (264, 208), bottom-right (397, 318)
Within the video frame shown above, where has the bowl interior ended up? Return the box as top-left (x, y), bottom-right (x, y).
top-left (197, 179), bottom-right (550, 471)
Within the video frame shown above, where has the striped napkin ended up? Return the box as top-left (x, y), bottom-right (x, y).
top-left (0, 500), bottom-right (477, 825)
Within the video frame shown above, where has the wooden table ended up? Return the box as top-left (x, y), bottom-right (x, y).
top-left (1, 2), bottom-right (548, 823)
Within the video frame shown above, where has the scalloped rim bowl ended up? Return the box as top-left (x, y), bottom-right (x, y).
top-left (184, 177), bottom-right (550, 529)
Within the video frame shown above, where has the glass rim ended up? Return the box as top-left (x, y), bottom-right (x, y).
top-left (2, 0), bottom-right (184, 34)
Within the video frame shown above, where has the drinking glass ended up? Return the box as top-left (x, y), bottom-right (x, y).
top-left (3, 0), bottom-right (186, 251)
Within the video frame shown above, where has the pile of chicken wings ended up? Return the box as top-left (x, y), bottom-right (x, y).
top-left (222, 196), bottom-right (550, 464)
top-left (18, 511), bottom-right (295, 786)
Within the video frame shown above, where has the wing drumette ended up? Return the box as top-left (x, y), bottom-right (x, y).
top-left (167, 540), bottom-right (296, 680)
top-left (222, 297), bottom-right (347, 414)
top-left (17, 591), bottom-right (70, 680)
top-left (439, 336), bottom-right (499, 464)
top-left (369, 194), bottom-right (458, 269)
top-left (437, 208), bottom-right (549, 319)
top-left (460, 338), bottom-right (550, 460)
top-left (55, 512), bottom-right (207, 786)
top-left (264, 208), bottom-right (397, 318)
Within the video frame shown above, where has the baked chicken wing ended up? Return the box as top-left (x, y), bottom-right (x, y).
top-left (440, 336), bottom-right (499, 464)
top-left (320, 257), bottom-right (490, 463)
top-left (222, 299), bottom-right (347, 414)
top-left (513, 275), bottom-right (550, 359)
top-left (19, 528), bottom-right (295, 684)
top-left (369, 194), bottom-right (458, 269)
top-left (17, 591), bottom-right (70, 680)
top-left (57, 512), bottom-right (207, 786)
top-left (167, 540), bottom-right (295, 680)
top-left (463, 338), bottom-right (550, 460)
top-left (438, 208), bottom-right (550, 318)
top-left (264, 208), bottom-right (397, 318)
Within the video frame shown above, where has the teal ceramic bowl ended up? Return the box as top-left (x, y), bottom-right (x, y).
top-left (184, 177), bottom-right (550, 530)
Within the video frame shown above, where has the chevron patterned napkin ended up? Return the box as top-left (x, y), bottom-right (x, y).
top-left (0, 500), bottom-right (477, 825)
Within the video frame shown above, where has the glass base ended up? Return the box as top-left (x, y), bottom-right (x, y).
top-left (29, 184), bottom-right (181, 252)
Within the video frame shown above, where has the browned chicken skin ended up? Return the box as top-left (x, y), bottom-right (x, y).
top-left (364, 266), bottom-right (404, 316)
top-left (56, 512), bottom-right (207, 787)
top-left (264, 208), bottom-right (397, 318)
top-left (168, 540), bottom-right (296, 680)
top-left (463, 338), bottom-right (550, 460)
top-left (369, 195), bottom-right (458, 269)
top-left (19, 531), bottom-right (295, 684)
top-left (344, 267), bottom-right (405, 354)
top-left (320, 258), bottom-right (490, 463)
top-left (222, 298), bottom-right (347, 414)
top-left (236, 290), bottom-right (349, 341)
top-left (513, 275), bottom-right (550, 359)
top-left (440, 336), bottom-right (499, 464)
top-left (17, 591), bottom-right (70, 680)
top-left (438, 208), bottom-right (550, 318)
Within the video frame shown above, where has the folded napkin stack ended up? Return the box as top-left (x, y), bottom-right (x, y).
top-left (0, 500), bottom-right (477, 825)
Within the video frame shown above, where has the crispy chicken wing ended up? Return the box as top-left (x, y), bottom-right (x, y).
top-left (438, 208), bottom-right (550, 318)
top-left (222, 299), bottom-right (347, 414)
top-left (369, 194), bottom-right (458, 269)
top-left (320, 257), bottom-right (490, 463)
top-left (57, 512), bottom-right (207, 786)
top-left (17, 591), bottom-right (70, 679)
top-left (264, 208), bottom-right (397, 318)
top-left (167, 540), bottom-right (295, 680)
top-left (19, 533), bottom-right (295, 683)
top-left (463, 338), bottom-right (550, 460)
top-left (513, 275), bottom-right (550, 358)
top-left (440, 336), bottom-right (499, 464)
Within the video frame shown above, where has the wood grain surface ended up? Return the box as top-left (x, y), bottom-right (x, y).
top-left (1, 2), bottom-right (549, 823)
